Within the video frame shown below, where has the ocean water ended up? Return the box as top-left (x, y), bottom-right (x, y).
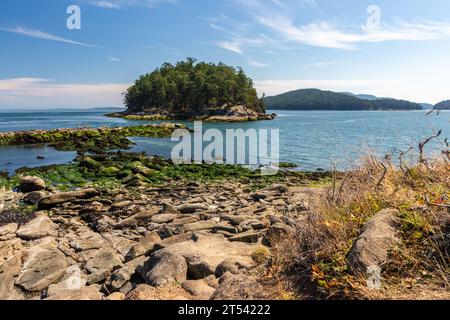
top-left (0, 108), bottom-right (448, 174)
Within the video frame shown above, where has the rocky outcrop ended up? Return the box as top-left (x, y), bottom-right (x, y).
top-left (16, 213), bottom-right (58, 240)
top-left (346, 209), bottom-right (401, 274)
top-left (138, 250), bottom-right (188, 287)
top-left (18, 176), bottom-right (46, 193)
top-left (38, 189), bottom-right (100, 210)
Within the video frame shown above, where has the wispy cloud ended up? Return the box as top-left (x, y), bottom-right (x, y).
top-left (211, 0), bottom-right (450, 51)
top-left (248, 59), bottom-right (270, 68)
top-left (303, 61), bottom-right (348, 69)
top-left (0, 26), bottom-right (102, 48)
top-left (108, 56), bottom-right (121, 62)
top-left (0, 78), bottom-right (128, 108)
top-left (89, 0), bottom-right (178, 9)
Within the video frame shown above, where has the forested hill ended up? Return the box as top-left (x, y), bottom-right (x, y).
top-left (124, 58), bottom-right (264, 115)
top-left (264, 89), bottom-right (423, 111)
top-left (434, 100), bottom-right (450, 110)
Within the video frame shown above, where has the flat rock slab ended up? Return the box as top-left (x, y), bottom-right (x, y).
top-left (85, 247), bottom-right (123, 285)
top-left (347, 209), bottom-right (401, 274)
top-left (16, 244), bottom-right (67, 292)
top-left (38, 188), bottom-right (100, 210)
top-left (16, 213), bottom-right (58, 240)
top-left (161, 233), bottom-right (259, 279)
top-left (45, 285), bottom-right (102, 300)
top-left (0, 223), bottom-right (18, 241)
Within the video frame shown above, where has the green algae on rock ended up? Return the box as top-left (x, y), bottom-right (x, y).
top-left (0, 123), bottom-right (185, 153)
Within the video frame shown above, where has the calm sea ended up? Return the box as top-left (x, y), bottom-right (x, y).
top-left (0, 108), bottom-right (448, 174)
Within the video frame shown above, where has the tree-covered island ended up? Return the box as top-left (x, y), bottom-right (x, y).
top-left (109, 58), bottom-right (275, 122)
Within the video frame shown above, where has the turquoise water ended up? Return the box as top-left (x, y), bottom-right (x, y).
top-left (0, 108), bottom-right (448, 173)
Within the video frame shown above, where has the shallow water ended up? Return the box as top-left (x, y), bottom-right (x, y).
top-left (0, 108), bottom-right (448, 174)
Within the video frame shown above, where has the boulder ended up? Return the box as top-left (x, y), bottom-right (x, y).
top-left (211, 274), bottom-right (266, 300)
top-left (176, 204), bottom-right (209, 214)
top-left (215, 258), bottom-right (255, 277)
top-left (23, 191), bottom-right (47, 205)
top-left (125, 231), bottom-right (161, 261)
top-left (182, 280), bottom-right (215, 300)
top-left (346, 209), bottom-right (401, 274)
top-left (18, 176), bottom-right (46, 193)
top-left (138, 250), bottom-right (187, 287)
top-left (16, 213), bottom-right (58, 240)
top-left (46, 265), bottom-right (87, 297)
top-left (160, 233), bottom-right (259, 279)
top-left (105, 292), bottom-right (125, 300)
top-left (125, 284), bottom-right (189, 300)
top-left (16, 244), bottom-right (67, 292)
top-left (104, 255), bottom-right (147, 292)
top-left (38, 188), bottom-right (100, 210)
top-left (85, 247), bottom-right (123, 285)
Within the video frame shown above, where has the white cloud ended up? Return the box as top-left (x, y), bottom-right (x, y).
top-left (224, 0), bottom-right (450, 51)
top-left (0, 26), bottom-right (101, 48)
top-left (303, 61), bottom-right (348, 69)
top-left (248, 59), bottom-right (270, 68)
top-left (89, 0), bottom-right (177, 9)
top-left (216, 41), bottom-right (243, 54)
top-left (108, 56), bottom-right (121, 62)
top-left (0, 78), bottom-right (129, 108)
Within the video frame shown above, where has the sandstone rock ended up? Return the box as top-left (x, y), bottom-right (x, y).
top-left (125, 284), bottom-right (189, 300)
top-left (0, 254), bottom-right (23, 300)
top-left (45, 285), bottom-right (102, 300)
top-left (16, 213), bottom-right (58, 240)
top-left (114, 207), bottom-right (159, 228)
top-left (214, 222), bottom-right (238, 234)
top-left (176, 204), bottom-right (209, 214)
top-left (0, 238), bottom-right (23, 262)
top-left (252, 184), bottom-right (289, 201)
top-left (221, 215), bottom-right (257, 226)
top-left (67, 229), bottom-right (106, 252)
top-left (125, 231), bottom-right (161, 261)
top-left (171, 216), bottom-right (199, 225)
top-left (229, 230), bottom-right (261, 243)
top-left (47, 265), bottom-right (87, 297)
top-left (160, 233), bottom-right (259, 280)
top-left (85, 247), bottom-right (123, 285)
top-left (153, 232), bottom-right (194, 251)
top-left (16, 245), bottom-right (67, 292)
top-left (161, 202), bottom-right (181, 215)
top-left (211, 274), bottom-right (266, 300)
top-left (19, 176), bottom-right (46, 193)
top-left (151, 213), bottom-right (179, 224)
top-left (184, 220), bottom-right (216, 232)
top-left (104, 255), bottom-right (147, 292)
top-left (38, 188), bottom-right (100, 210)
top-left (215, 258), bottom-right (255, 277)
top-left (105, 292), bottom-right (125, 300)
top-left (182, 280), bottom-right (215, 300)
top-left (138, 250), bottom-right (187, 287)
top-left (0, 223), bottom-right (18, 241)
top-left (347, 209), bottom-right (401, 275)
top-left (23, 191), bottom-right (47, 205)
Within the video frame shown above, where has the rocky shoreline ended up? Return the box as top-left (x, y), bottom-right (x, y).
top-left (107, 105), bottom-right (276, 122)
top-left (0, 152), bottom-right (331, 300)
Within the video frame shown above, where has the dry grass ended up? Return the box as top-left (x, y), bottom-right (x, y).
top-left (265, 156), bottom-right (449, 300)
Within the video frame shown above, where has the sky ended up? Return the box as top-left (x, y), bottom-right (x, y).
top-left (1, 0), bottom-right (450, 108)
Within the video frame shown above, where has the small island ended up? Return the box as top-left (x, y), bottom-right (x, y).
top-left (108, 58), bottom-right (275, 122)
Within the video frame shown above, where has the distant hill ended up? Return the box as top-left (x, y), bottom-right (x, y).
top-left (420, 103), bottom-right (434, 110)
top-left (341, 92), bottom-right (379, 101)
top-left (434, 100), bottom-right (450, 110)
top-left (264, 89), bottom-right (423, 111)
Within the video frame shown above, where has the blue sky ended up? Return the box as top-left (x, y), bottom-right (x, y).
top-left (1, 0), bottom-right (450, 108)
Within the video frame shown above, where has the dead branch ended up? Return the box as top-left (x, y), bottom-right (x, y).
top-left (376, 162), bottom-right (388, 189)
top-left (399, 147), bottom-right (413, 174)
top-left (419, 130), bottom-right (442, 164)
